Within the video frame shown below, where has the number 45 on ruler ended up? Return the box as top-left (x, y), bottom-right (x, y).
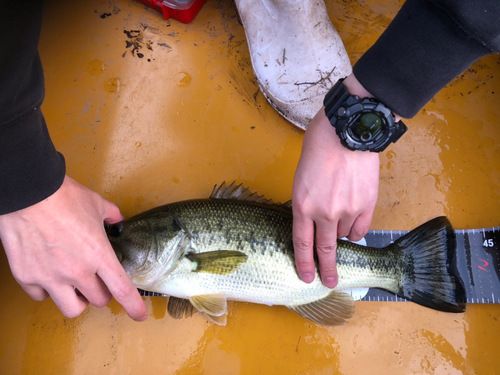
top-left (484, 239), bottom-right (494, 247)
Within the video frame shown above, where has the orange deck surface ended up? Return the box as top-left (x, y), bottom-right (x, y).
top-left (1, 0), bottom-right (499, 373)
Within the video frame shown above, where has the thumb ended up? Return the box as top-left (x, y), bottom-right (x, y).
top-left (102, 199), bottom-right (124, 224)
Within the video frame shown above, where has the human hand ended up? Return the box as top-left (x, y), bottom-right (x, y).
top-left (292, 80), bottom-right (380, 288)
top-left (0, 176), bottom-right (147, 321)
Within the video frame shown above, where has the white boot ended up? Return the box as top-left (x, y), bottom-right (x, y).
top-left (234, 0), bottom-right (352, 130)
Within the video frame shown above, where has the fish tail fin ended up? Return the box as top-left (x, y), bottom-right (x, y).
top-left (391, 216), bottom-right (466, 313)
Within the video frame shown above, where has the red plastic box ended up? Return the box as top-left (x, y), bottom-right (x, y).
top-left (135, 0), bottom-right (206, 23)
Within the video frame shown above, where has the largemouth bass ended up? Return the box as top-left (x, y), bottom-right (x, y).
top-left (107, 182), bottom-right (466, 326)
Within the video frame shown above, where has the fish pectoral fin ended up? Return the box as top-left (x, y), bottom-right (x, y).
top-left (200, 311), bottom-right (227, 326)
top-left (189, 294), bottom-right (227, 317)
top-left (288, 291), bottom-right (355, 326)
top-left (167, 297), bottom-right (196, 319)
top-left (185, 251), bottom-right (248, 275)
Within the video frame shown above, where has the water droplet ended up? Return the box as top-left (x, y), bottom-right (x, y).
top-left (386, 150), bottom-right (397, 159)
top-left (104, 78), bottom-right (120, 93)
top-left (176, 72), bottom-right (192, 87)
top-left (88, 60), bottom-right (104, 76)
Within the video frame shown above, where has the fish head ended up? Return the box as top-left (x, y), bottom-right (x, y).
top-left (106, 211), bottom-right (189, 287)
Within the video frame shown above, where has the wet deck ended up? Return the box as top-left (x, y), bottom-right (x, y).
top-left (1, 0), bottom-right (499, 373)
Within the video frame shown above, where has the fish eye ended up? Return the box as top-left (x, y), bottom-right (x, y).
top-left (106, 223), bottom-right (123, 237)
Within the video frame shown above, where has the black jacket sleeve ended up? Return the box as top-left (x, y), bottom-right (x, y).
top-left (353, 0), bottom-right (500, 118)
top-left (0, 1), bottom-right (66, 215)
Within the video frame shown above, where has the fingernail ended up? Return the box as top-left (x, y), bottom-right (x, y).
top-left (134, 312), bottom-right (148, 322)
top-left (325, 277), bottom-right (337, 288)
top-left (302, 273), bottom-right (314, 283)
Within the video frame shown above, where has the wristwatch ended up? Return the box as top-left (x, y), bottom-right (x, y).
top-left (323, 78), bottom-right (407, 152)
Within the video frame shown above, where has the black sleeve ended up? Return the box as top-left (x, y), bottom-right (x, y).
top-left (353, 0), bottom-right (500, 118)
top-left (0, 1), bottom-right (66, 215)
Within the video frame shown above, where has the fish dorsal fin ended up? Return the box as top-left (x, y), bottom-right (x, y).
top-left (288, 291), bottom-right (355, 326)
top-left (190, 294), bottom-right (227, 317)
top-left (185, 250), bottom-right (248, 275)
top-left (210, 181), bottom-right (292, 208)
top-left (167, 296), bottom-right (195, 319)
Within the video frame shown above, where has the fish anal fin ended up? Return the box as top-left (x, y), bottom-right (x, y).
top-left (185, 250), bottom-right (248, 275)
top-left (288, 291), bottom-right (355, 326)
top-left (210, 181), bottom-right (292, 208)
top-left (167, 296), bottom-right (195, 319)
top-left (190, 294), bottom-right (227, 317)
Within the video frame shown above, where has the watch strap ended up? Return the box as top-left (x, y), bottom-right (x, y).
top-left (323, 78), bottom-right (351, 127)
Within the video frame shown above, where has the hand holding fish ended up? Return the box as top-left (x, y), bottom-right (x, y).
top-left (292, 103), bottom-right (380, 288)
top-left (0, 176), bottom-right (148, 321)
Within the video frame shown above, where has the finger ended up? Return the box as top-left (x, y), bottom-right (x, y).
top-left (48, 284), bottom-right (90, 318)
top-left (75, 274), bottom-right (113, 308)
top-left (315, 219), bottom-right (338, 289)
top-left (348, 210), bottom-right (374, 241)
top-left (292, 215), bottom-right (316, 283)
top-left (22, 284), bottom-right (50, 301)
top-left (97, 250), bottom-right (147, 321)
top-left (74, 287), bottom-right (89, 302)
top-left (337, 215), bottom-right (357, 239)
top-left (102, 200), bottom-right (124, 224)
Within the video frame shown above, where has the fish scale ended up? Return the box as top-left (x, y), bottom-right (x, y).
top-left (156, 200), bottom-right (401, 299)
top-left (154, 200), bottom-right (332, 306)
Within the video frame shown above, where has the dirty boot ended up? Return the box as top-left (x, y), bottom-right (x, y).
top-left (234, 0), bottom-right (352, 130)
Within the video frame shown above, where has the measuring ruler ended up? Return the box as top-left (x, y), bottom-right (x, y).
top-left (360, 226), bottom-right (500, 304)
top-left (139, 226), bottom-right (500, 305)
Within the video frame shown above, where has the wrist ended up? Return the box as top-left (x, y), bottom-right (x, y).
top-left (308, 109), bottom-right (375, 157)
top-left (342, 73), bottom-right (373, 99)
top-left (342, 73), bottom-right (401, 121)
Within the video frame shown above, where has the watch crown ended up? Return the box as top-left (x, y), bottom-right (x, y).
top-left (337, 107), bottom-right (347, 118)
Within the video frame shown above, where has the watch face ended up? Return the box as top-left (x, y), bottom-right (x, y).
top-left (324, 82), bottom-right (407, 152)
top-left (339, 100), bottom-right (394, 151)
top-left (353, 113), bottom-right (382, 142)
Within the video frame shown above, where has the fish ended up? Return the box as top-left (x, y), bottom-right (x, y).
top-left (106, 182), bottom-right (466, 326)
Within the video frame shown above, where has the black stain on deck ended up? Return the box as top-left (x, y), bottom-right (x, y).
top-left (123, 28), bottom-right (153, 58)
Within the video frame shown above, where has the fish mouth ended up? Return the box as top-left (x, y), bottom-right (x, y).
top-left (105, 222), bottom-right (123, 237)
top-left (105, 223), bottom-right (126, 263)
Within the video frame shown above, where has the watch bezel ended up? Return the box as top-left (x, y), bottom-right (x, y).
top-left (324, 79), bottom-right (407, 152)
top-left (336, 98), bottom-right (399, 152)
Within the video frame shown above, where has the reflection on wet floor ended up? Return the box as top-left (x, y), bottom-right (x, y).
top-left (0, 0), bottom-right (499, 373)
